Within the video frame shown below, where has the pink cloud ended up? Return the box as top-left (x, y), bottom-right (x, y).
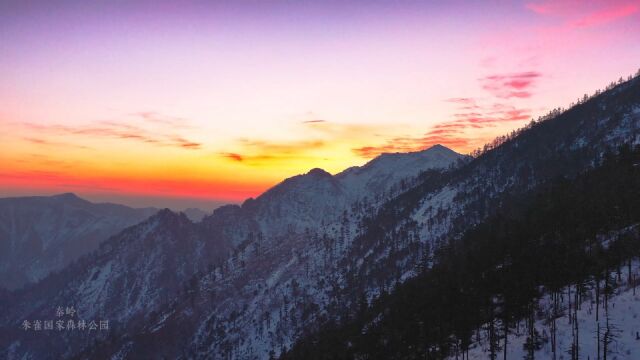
top-left (364, 67), bottom-right (536, 158)
top-left (351, 100), bottom-right (532, 158)
top-left (572, 3), bottom-right (638, 27)
top-left (526, 2), bottom-right (553, 15)
top-left (526, 1), bottom-right (639, 27)
top-left (481, 71), bottom-right (541, 99)
top-left (352, 136), bottom-right (472, 158)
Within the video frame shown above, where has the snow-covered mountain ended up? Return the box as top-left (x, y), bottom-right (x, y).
top-left (0, 145), bottom-right (463, 359)
top-left (0, 193), bottom-right (158, 290)
top-left (241, 144), bottom-right (466, 236)
top-left (90, 76), bottom-right (638, 359)
top-left (337, 143), bottom-right (463, 197)
top-left (453, 261), bottom-right (640, 360)
top-left (1, 75), bottom-right (638, 360)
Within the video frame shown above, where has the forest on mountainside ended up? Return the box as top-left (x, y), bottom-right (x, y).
top-left (282, 144), bottom-right (640, 360)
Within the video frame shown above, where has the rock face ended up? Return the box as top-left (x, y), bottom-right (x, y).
top-left (1, 76), bottom-right (639, 360)
top-left (0, 193), bottom-right (158, 290)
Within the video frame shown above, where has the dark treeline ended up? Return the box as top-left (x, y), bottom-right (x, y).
top-left (340, 74), bottom-right (640, 303)
top-left (281, 144), bottom-right (640, 360)
top-left (469, 69), bottom-right (640, 159)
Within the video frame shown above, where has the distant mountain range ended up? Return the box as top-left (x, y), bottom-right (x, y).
top-left (0, 194), bottom-right (158, 290)
top-left (0, 194), bottom-right (211, 291)
top-left (1, 74), bottom-right (639, 359)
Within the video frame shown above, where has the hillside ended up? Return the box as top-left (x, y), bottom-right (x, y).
top-left (282, 145), bottom-right (640, 359)
top-left (69, 76), bottom-right (640, 359)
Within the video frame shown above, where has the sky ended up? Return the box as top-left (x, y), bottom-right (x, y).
top-left (1, 0), bottom-right (639, 210)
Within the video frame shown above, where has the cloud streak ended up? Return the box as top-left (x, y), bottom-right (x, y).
top-left (351, 70), bottom-right (538, 158)
top-left (132, 111), bottom-right (194, 130)
top-left (220, 138), bottom-right (327, 165)
top-left (481, 71), bottom-right (541, 99)
top-left (352, 136), bottom-right (472, 158)
top-left (572, 3), bottom-right (638, 27)
top-left (220, 121), bottom-right (402, 166)
top-left (302, 119), bottom-right (327, 124)
top-left (526, 1), bottom-right (639, 28)
top-left (19, 113), bottom-right (202, 150)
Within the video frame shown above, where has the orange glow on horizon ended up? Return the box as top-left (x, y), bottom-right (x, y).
top-left (2, 0), bottom-right (639, 208)
top-left (0, 168), bottom-right (272, 203)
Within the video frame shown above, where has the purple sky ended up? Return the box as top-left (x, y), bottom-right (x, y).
top-left (1, 0), bottom-right (639, 210)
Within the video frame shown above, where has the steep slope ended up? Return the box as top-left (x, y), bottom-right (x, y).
top-left (457, 273), bottom-right (640, 360)
top-left (0, 146), bottom-right (462, 359)
top-left (74, 76), bottom-right (640, 359)
top-left (0, 193), bottom-right (158, 290)
top-left (282, 146), bottom-right (640, 359)
top-left (341, 74), bottom-right (640, 298)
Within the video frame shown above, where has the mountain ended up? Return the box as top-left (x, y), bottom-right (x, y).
top-left (337, 144), bottom-right (464, 197)
top-left (282, 145), bottom-right (640, 359)
top-left (241, 145), bottom-right (466, 236)
top-left (0, 146), bottom-right (463, 359)
top-left (49, 75), bottom-right (640, 359)
top-left (0, 208), bottom-right (233, 359)
top-left (0, 193), bottom-right (158, 290)
top-left (1, 74), bottom-right (638, 359)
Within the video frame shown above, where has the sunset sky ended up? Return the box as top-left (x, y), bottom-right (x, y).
top-left (1, 0), bottom-right (639, 210)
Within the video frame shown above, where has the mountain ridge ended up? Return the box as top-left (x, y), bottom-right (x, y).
top-left (0, 140), bottom-right (465, 359)
top-left (2, 75), bottom-right (639, 359)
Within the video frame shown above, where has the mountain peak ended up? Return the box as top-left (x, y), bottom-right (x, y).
top-left (263, 167), bottom-right (336, 197)
top-left (51, 192), bottom-right (89, 204)
top-left (152, 208), bottom-right (181, 222)
top-left (306, 168), bottom-right (331, 177)
top-left (155, 208), bottom-right (177, 217)
top-left (333, 143), bottom-right (465, 196)
top-left (400, 144), bottom-right (458, 157)
top-left (427, 143), bottom-right (450, 151)
top-left (372, 144), bottom-right (457, 159)
top-left (338, 144), bottom-right (464, 178)
top-left (428, 143), bottom-right (463, 155)
top-left (148, 208), bottom-right (192, 229)
top-left (52, 192), bottom-right (81, 200)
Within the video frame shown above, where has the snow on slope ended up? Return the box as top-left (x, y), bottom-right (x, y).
top-left (89, 76), bottom-right (640, 359)
top-left (0, 145), bottom-right (464, 360)
top-left (3, 74), bottom-right (640, 359)
top-left (337, 144), bottom-right (463, 198)
top-left (453, 260), bottom-right (640, 360)
top-left (244, 145), bottom-right (466, 236)
top-left (347, 77), bottom-right (640, 311)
